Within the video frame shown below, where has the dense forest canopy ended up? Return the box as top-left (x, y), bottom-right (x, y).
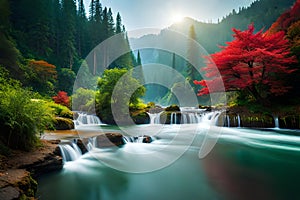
top-left (0, 0), bottom-right (139, 95)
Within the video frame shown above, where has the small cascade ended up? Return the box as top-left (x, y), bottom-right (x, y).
top-left (170, 113), bottom-right (178, 125)
top-left (180, 107), bottom-right (205, 124)
top-left (226, 115), bottom-right (230, 127)
top-left (274, 116), bottom-right (280, 129)
top-left (149, 108), bottom-right (222, 125)
top-left (237, 115), bottom-right (241, 128)
top-left (75, 113), bottom-right (103, 127)
top-left (147, 112), bottom-right (162, 124)
top-left (201, 111), bottom-right (221, 126)
top-left (87, 137), bottom-right (97, 150)
top-left (59, 140), bottom-right (82, 162)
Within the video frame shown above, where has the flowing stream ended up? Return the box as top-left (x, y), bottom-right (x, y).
top-left (37, 113), bottom-right (300, 200)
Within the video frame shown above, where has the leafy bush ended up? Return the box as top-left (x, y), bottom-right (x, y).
top-left (0, 67), bottom-right (54, 150)
top-left (52, 91), bottom-right (70, 108)
top-left (72, 87), bottom-right (96, 112)
top-left (45, 101), bottom-right (73, 119)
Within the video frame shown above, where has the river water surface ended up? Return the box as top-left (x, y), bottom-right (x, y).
top-left (37, 124), bottom-right (300, 200)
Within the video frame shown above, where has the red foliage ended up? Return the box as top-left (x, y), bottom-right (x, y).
top-left (28, 60), bottom-right (57, 80)
top-left (52, 91), bottom-right (70, 107)
top-left (195, 24), bottom-right (297, 102)
top-left (268, 0), bottom-right (300, 34)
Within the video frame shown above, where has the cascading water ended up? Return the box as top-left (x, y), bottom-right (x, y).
top-left (147, 112), bottom-right (162, 124)
top-left (170, 112), bottom-right (178, 125)
top-left (237, 115), bottom-right (241, 128)
top-left (226, 115), bottom-right (230, 127)
top-left (59, 140), bottom-right (82, 162)
top-left (274, 116), bottom-right (280, 129)
top-left (147, 107), bottom-right (222, 125)
top-left (74, 113), bottom-right (103, 128)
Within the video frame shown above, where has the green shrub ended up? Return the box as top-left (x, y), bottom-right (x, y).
top-left (0, 67), bottom-right (54, 150)
top-left (71, 87), bottom-right (96, 112)
top-left (45, 101), bottom-right (73, 119)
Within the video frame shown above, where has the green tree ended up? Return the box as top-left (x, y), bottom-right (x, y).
top-left (72, 87), bottom-right (96, 112)
top-left (89, 0), bottom-right (96, 21)
top-left (60, 0), bottom-right (77, 69)
top-left (96, 68), bottom-right (145, 124)
top-left (76, 0), bottom-right (88, 58)
top-left (57, 68), bottom-right (76, 95)
top-left (0, 8), bottom-right (21, 81)
top-left (102, 7), bottom-right (115, 39)
top-left (186, 25), bottom-right (201, 86)
top-left (115, 12), bottom-right (122, 34)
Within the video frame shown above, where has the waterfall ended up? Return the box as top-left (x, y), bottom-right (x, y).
top-left (182, 114), bottom-right (188, 124)
top-left (59, 141), bottom-right (82, 162)
top-left (148, 108), bottom-right (223, 125)
top-left (87, 137), bottom-right (97, 150)
top-left (237, 115), bottom-right (241, 128)
top-left (274, 116), bottom-right (280, 129)
top-left (226, 115), bottom-right (230, 127)
top-left (170, 113), bottom-right (178, 125)
top-left (200, 111), bottom-right (221, 126)
top-left (74, 113), bottom-right (103, 128)
top-left (147, 112), bottom-right (162, 124)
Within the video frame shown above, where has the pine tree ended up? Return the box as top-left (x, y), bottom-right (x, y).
top-left (116, 12), bottom-right (122, 34)
top-left (0, 0), bottom-right (21, 79)
top-left (107, 8), bottom-right (115, 37)
top-left (76, 0), bottom-right (88, 58)
top-left (94, 0), bottom-right (102, 23)
top-left (186, 25), bottom-right (201, 89)
top-left (89, 0), bottom-right (95, 21)
top-left (49, 0), bottom-right (62, 65)
top-left (60, 0), bottom-right (77, 69)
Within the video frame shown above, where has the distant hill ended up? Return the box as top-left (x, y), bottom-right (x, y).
top-left (133, 0), bottom-right (296, 54)
top-left (130, 0), bottom-right (296, 104)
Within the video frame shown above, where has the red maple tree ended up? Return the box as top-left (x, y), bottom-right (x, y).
top-left (194, 24), bottom-right (297, 105)
top-left (52, 91), bottom-right (70, 107)
top-left (268, 0), bottom-right (300, 34)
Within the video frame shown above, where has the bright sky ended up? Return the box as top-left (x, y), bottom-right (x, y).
top-left (84, 0), bottom-right (256, 37)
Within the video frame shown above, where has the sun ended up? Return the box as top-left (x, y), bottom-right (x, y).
top-left (171, 13), bottom-right (184, 23)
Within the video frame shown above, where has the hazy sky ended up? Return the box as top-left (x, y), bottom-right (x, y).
top-left (84, 0), bottom-right (256, 37)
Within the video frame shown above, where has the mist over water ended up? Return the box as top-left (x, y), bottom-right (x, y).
top-left (37, 123), bottom-right (300, 200)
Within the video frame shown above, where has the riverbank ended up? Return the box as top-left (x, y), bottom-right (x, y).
top-left (0, 140), bottom-right (63, 200)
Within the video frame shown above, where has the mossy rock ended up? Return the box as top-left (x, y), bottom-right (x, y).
top-left (17, 172), bottom-right (37, 198)
top-left (199, 105), bottom-right (212, 111)
top-left (279, 115), bottom-right (300, 129)
top-left (165, 104), bottom-right (180, 112)
top-left (131, 112), bottom-right (150, 124)
top-left (54, 117), bottom-right (74, 130)
top-left (59, 109), bottom-right (74, 119)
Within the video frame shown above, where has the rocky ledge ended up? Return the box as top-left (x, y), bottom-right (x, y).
top-left (0, 140), bottom-right (63, 200)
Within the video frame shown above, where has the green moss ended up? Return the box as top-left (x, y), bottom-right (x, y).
top-left (17, 173), bottom-right (37, 199)
top-left (165, 104), bottom-right (180, 111)
top-left (46, 101), bottom-right (73, 119)
top-left (54, 117), bottom-right (74, 130)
